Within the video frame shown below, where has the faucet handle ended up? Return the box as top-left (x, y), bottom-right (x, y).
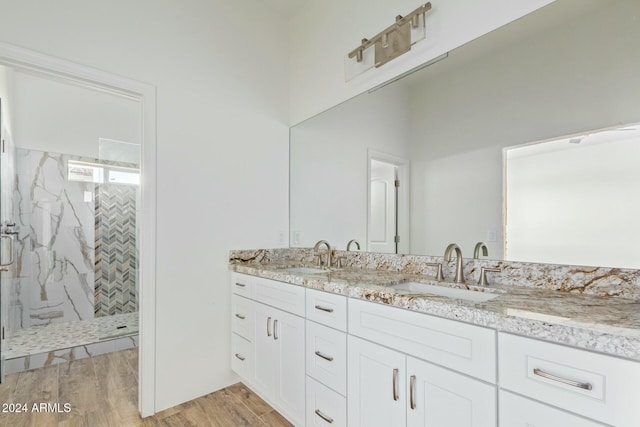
top-left (478, 267), bottom-right (501, 286)
top-left (426, 262), bottom-right (444, 281)
top-left (313, 253), bottom-right (323, 267)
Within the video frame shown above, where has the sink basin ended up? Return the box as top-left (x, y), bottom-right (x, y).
top-left (389, 282), bottom-right (501, 302)
top-left (282, 267), bottom-right (330, 275)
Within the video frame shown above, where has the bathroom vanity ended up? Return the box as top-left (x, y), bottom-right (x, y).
top-left (229, 248), bottom-right (640, 427)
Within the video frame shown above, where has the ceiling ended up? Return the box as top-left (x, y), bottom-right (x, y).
top-left (261, 0), bottom-right (308, 19)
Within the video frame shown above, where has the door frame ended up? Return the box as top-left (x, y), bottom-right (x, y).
top-left (0, 42), bottom-right (157, 417)
top-left (367, 149), bottom-right (410, 254)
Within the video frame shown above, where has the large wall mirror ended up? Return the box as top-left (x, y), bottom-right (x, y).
top-left (290, 0), bottom-right (640, 269)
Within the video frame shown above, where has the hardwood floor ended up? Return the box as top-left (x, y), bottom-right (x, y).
top-left (0, 348), bottom-right (292, 427)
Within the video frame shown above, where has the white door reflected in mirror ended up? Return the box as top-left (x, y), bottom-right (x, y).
top-left (369, 159), bottom-right (398, 253)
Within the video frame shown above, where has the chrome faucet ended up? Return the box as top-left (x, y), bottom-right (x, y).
top-left (444, 243), bottom-right (465, 283)
top-left (313, 240), bottom-right (332, 268)
top-left (473, 242), bottom-right (488, 259)
top-left (346, 239), bottom-right (361, 251)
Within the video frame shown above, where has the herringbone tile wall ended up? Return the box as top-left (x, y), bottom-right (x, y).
top-left (94, 183), bottom-right (138, 317)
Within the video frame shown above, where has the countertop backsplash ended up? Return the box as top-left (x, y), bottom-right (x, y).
top-left (229, 248), bottom-right (640, 300)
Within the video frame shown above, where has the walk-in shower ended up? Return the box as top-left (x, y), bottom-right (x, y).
top-left (3, 148), bottom-right (140, 373)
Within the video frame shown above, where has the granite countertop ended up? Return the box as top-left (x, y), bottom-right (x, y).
top-left (230, 262), bottom-right (640, 361)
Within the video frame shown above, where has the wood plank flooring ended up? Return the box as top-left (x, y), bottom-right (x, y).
top-left (0, 348), bottom-right (292, 427)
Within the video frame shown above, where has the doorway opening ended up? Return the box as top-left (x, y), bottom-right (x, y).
top-left (0, 43), bottom-right (157, 416)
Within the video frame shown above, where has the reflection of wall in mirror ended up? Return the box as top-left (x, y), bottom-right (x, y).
top-left (407, 0), bottom-right (640, 263)
top-left (290, 0), bottom-right (640, 267)
top-left (289, 83), bottom-right (410, 250)
top-left (505, 127), bottom-right (640, 269)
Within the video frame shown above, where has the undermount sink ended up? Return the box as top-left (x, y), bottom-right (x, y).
top-left (389, 282), bottom-right (501, 302)
top-left (282, 267), bottom-right (330, 275)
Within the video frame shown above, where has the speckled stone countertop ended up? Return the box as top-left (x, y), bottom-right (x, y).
top-left (229, 253), bottom-right (640, 362)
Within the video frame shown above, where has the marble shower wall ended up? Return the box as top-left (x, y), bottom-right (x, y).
top-left (10, 148), bottom-right (97, 333)
top-left (94, 182), bottom-right (138, 316)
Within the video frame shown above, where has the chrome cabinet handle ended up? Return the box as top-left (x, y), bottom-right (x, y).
top-left (234, 353), bottom-right (245, 361)
top-left (392, 368), bottom-right (399, 401)
top-left (235, 313), bottom-right (246, 319)
top-left (1, 234), bottom-right (14, 267)
top-left (267, 317), bottom-right (272, 337)
top-left (273, 319), bottom-right (279, 340)
top-left (315, 350), bottom-right (334, 362)
top-left (315, 409), bottom-right (334, 424)
top-left (533, 368), bottom-right (593, 390)
top-left (409, 375), bottom-right (416, 409)
top-left (235, 282), bottom-right (246, 287)
top-left (314, 305), bottom-right (334, 313)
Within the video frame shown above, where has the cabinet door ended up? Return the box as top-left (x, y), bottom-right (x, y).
top-left (406, 356), bottom-right (496, 427)
top-left (499, 390), bottom-right (605, 427)
top-left (252, 302), bottom-right (278, 398)
top-left (348, 336), bottom-right (406, 427)
top-left (273, 307), bottom-right (306, 426)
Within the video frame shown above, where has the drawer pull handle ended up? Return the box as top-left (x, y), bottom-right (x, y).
top-left (234, 353), bottom-right (245, 361)
top-left (315, 351), bottom-right (334, 362)
top-left (315, 409), bottom-right (334, 424)
top-left (409, 375), bottom-right (416, 410)
top-left (235, 314), bottom-right (246, 320)
top-left (267, 317), bottom-right (272, 337)
top-left (273, 319), bottom-right (279, 340)
top-left (392, 368), bottom-right (399, 401)
top-left (533, 368), bottom-right (593, 390)
top-left (235, 282), bottom-right (246, 287)
top-left (315, 305), bottom-right (334, 313)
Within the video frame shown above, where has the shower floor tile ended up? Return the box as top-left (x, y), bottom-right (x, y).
top-left (4, 312), bottom-right (138, 359)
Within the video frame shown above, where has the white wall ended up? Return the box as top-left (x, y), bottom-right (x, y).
top-left (12, 71), bottom-right (140, 157)
top-left (408, 0), bottom-right (640, 261)
top-left (289, 0), bottom-right (555, 125)
top-left (0, 0), bottom-right (289, 412)
top-left (290, 84), bottom-right (410, 249)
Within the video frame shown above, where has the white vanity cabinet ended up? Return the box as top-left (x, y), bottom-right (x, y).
top-left (305, 289), bottom-right (348, 427)
top-left (499, 332), bottom-right (640, 427)
top-left (499, 390), bottom-right (606, 427)
top-left (348, 336), bottom-right (406, 427)
top-left (231, 273), bottom-right (306, 427)
top-left (348, 335), bottom-right (496, 427)
top-left (347, 299), bottom-right (497, 427)
top-left (253, 300), bottom-right (305, 425)
top-left (231, 270), bottom-right (639, 427)
top-left (230, 273), bottom-right (254, 384)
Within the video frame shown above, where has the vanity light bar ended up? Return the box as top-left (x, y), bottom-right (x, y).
top-left (348, 2), bottom-right (432, 66)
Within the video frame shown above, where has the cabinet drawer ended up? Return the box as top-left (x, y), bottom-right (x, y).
top-left (231, 333), bottom-right (253, 380)
top-left (499, 333), bottom-right (640, 427)
top-left (306, 289), bottom-right (347, 332)
top-left (306, 376), bottom-right (347, 427)
top-left (348, 298), bottom-right (496, 383)
top-left (231, 272), bottom-right (253, 298)
top-left (499, 390), bottom-right (605, 427)
top-left (252, 276), bottom-right (305, 317)
top-left (231, 294), bottom-right (252, 340)
top-left (306, 320), bottom-right (347, 395)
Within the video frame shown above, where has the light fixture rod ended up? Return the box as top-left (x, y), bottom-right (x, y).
top-left (348, 2), bottom-right (432, 61)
